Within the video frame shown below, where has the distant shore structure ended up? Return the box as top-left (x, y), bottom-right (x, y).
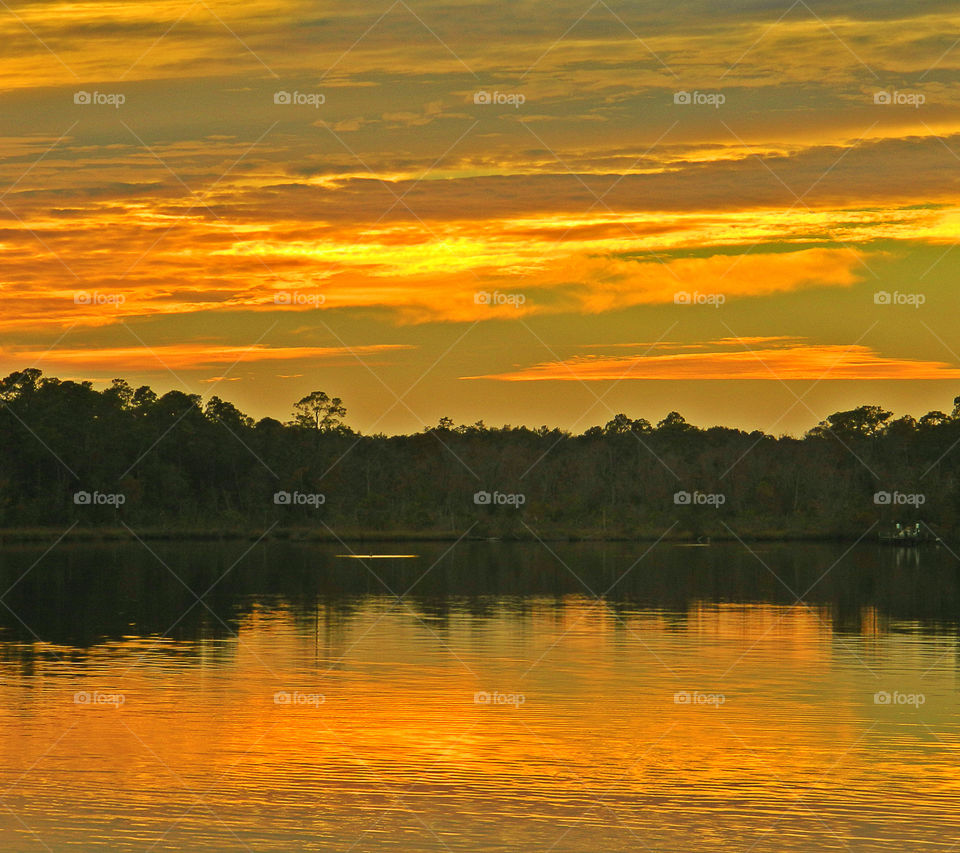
top-left (879, 522), bottom-right (942, 546)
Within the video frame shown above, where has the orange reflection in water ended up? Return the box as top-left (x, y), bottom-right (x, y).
top-left (0, 599), bottom-right (957, 851)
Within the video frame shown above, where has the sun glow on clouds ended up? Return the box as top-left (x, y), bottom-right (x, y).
top-left (2, 241), bottom-right (868, 332)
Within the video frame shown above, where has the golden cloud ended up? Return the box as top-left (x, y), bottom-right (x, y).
top-left (464, 342), bottom-right (960, 381)
top-left (0, 343), bottom-right (412, 373)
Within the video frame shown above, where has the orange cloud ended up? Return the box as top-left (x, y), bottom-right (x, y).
top-left (0, 343), bottom-right (412, 373)
top-left (531, 247), bottom-right (865, 316)
top-left (464, 343), bottom-right (960, 381)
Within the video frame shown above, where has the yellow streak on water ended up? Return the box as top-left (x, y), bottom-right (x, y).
top-left (336, 555), bottom-right (420, 559)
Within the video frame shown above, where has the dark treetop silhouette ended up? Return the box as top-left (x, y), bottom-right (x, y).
top-left (1, 369), bottom-right (958, 541)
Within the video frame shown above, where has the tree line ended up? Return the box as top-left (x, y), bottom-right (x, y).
top-left (1, 368), bottom-right (959, 540)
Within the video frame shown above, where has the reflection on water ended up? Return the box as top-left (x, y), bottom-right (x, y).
top-left (0, 541), bottom-right (957, 851)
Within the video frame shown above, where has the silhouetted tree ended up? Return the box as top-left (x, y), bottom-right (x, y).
top-left (293, 391), bottom-right (346, 432)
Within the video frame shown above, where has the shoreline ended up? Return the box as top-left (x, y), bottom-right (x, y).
top-left (0, 527), bottom-right (934, 546)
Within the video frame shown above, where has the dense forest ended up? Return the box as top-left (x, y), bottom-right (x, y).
top-left (1, 368), bottom-right (959, 541)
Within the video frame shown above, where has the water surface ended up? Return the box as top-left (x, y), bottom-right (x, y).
top-left (0, 540), bottom-right (957, 851)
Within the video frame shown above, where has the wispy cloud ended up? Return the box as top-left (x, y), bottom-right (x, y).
top-left (0, 343), bottom-right (412, 372)
top-left (464, 342), bottom-right (960, 381)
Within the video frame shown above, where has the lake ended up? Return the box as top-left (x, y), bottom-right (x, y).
top-left (0, 539), bottom-right (957, 851)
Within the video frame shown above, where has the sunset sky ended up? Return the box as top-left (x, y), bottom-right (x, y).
top-left (3, 0), bottom-right (960, 433)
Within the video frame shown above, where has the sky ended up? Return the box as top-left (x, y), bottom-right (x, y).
top-left (3, 0), bottom-right (960, 434)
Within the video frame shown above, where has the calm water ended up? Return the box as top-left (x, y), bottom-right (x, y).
top-left (0, 539), bottom-right (958, 851)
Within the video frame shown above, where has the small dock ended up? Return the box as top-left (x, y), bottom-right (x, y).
top-left (879, 522), bottom-right (942, 546)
